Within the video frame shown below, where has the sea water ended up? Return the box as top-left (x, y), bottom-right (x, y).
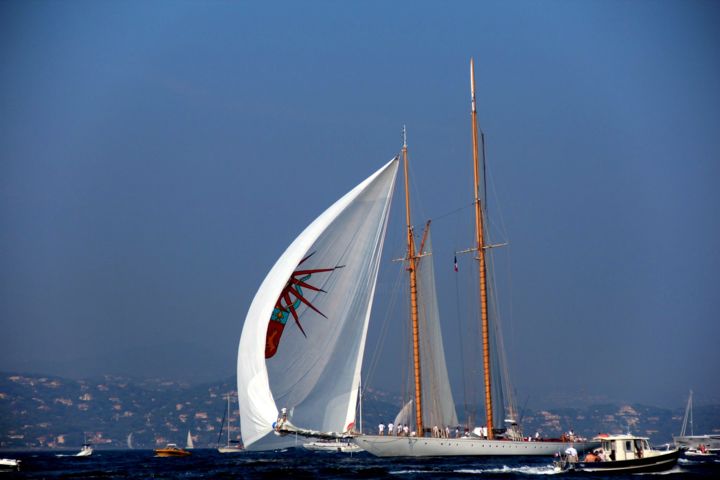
top-left (1, 448), bottom-right (717, 479)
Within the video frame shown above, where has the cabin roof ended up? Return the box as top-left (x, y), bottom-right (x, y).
top-left (594, 434), bottom-right (649, 441)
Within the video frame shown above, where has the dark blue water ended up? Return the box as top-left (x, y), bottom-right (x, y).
top-left (1, 449), bottom-right (717, 479)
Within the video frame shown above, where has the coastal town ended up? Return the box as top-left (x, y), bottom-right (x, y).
top-left (2, 373), bottom-right (715, 450)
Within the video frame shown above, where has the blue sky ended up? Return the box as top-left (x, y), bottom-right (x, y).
top-left (1, 0), bottom-right (718, 409)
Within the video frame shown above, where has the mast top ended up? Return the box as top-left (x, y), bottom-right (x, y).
top-left (403, 124), bottom-right (407, 148)
top-left (470, 58), bottom-right (476, 113)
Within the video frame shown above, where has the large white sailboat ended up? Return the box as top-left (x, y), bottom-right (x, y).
top-left (355, 60), bottom-right (597, 456)
top-left (237, 60), bottom-right (598, 456)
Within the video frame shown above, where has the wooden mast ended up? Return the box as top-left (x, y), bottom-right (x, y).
top-left (402, 126), bottom-right (424, 436)
top-left (470, 58), bottom-right (494, 439)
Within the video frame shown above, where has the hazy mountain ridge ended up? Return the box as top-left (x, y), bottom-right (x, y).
top-left (1, 372), bottom-right (718, 449)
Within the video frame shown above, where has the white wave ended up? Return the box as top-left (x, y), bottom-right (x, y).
top-left (635, 465), bottom-right (685, 475)
top-left (390, 470), bottom-right (436, 475)
top-left (455, 465), bottom-right (559, 475)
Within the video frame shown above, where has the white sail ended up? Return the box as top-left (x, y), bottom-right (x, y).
top-left (415, 231), bottom-right (459, 429)
top-left (186, 430), bottom-right (194, 449)
top-left (238, 158), bottom-right (399, 449)
top-left (393, 399), bottom-right (414, 429)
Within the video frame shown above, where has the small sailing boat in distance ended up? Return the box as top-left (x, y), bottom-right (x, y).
top-left (673, 390), bottom-right (720, 453)
top-left (185, 430), bottom-right (194, 450)
top-left (218, 392), bottom-right (244, 453)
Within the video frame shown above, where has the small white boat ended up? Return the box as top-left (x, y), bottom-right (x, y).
top-left (684, 445), bottom-right (716, 457)
top-left (185, 430), bottom-right (194, 450)
top-left (75, 444), bottom-right (93, 457)
top-left (303, 439), bottom-right (363, 453)
top-left (0, 458), bottom-right (21, 469)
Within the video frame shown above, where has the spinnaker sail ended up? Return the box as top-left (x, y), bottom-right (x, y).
top-left (237, 158), bottom-right (399, 449)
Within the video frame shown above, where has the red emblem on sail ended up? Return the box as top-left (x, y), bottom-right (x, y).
top-left (265, 253), bottom-right (342, 358)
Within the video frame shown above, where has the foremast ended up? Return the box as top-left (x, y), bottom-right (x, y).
top-left (470, 58), bottom-right (494, 440)
top-left (402, 126), bottom-right (424, 436)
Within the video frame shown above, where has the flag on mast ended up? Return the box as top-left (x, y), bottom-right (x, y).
top-left (453, 255), bottom-right (458, 272)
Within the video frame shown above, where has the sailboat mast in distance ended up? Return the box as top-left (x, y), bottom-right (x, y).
top-left (402, 126), bottom-right (424, 436)
top-left (470, 57), bottom-right (494, 440)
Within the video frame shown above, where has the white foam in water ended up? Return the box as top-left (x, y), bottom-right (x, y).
top-left (390, 470), bottom-right (435, 475)
top-left (635, 465), bottom-right (685, 475)
top-left (455, 465), bottom-right (559, 475)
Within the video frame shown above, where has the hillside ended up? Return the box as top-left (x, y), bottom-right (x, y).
top-left (1, 372), bottom-right (718, 449)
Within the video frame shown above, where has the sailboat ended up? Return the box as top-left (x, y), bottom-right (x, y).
top-left (673, 390), bottom-right (720, 453)
top-left (127, 432), bottom-right (134, 450)
top-left (237, 60), bottom-right (598, 456)
top-left (354, 59), bottom-right (598, 456)
top-left (185, 430), bottom-right (194, 450)
top-left (237, 158), bottom-right (399, 449)
top-left (218, 392), bottom-right (244, 453)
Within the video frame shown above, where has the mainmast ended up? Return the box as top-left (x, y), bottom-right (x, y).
top-left (470, 58), bottom-right (494, 439)
top-left (402, 126), bottom-right (424, 436)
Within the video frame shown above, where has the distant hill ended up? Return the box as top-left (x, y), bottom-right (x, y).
top-left (1, 372), bottom-right (718, 449)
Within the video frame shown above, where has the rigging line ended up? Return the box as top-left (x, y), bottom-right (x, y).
top-left (487, 248), bottom-right (517, 425)
top-left (454, 257), bottom-right (470, 429)
top-left (484, 145), bottom-right (510, 244)
top-left (363, 263), bottom-right (405, 397)
top-left (407, 150), bottom-right (429, 230)
top-left (481, 132), bottom-right (488, 208)
top-left (427, 201), bottom-right (475, 224)
top-left (462, 249), bottom-right (481, 428)
top-left (401, 275), bottom-right (411, 424)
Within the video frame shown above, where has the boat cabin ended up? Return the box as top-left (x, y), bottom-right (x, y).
top-left (597, 434), bottom-right (652, 461)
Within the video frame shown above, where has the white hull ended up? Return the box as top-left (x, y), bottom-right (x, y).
top-left (75, 447), bottom-right (93, 457)
top-left (218, 446), bottom-right (244, 454)
top-left (684, 449), bottom-right (716, 457)
top-left (354, 435), bottom-right (599, 457)
top-left (303, 440), bottom-right (363, 453)
top-left (673, 435), bottom-right (720, 452)
top-left (0, 458), bottom-right (20, 468)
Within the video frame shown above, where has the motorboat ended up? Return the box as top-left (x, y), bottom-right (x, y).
top-left (684, 444), bottom-right (716, 458)
top-left (154, 443), bottom-right (192, 457)
top-left (75, 443), bottom-right (93, 457)
top-left (0, 458), bottom-right (20, 469)
top-left (554, 434), bottom-right (680, 473)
